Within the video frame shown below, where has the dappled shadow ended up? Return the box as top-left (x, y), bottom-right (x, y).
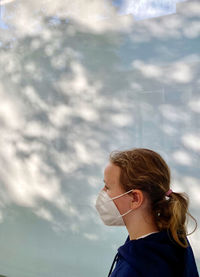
top-left (0, 1), bottom-right (200, 276)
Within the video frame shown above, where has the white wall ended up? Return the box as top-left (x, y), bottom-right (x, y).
top-left (0, 0), bottom-right (199, 276)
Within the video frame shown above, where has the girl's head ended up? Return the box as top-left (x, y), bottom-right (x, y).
top-left (108, 147), bottom-right (197, 248)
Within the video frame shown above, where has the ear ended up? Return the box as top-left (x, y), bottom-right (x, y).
top-left (130, 189), bottom-right (144, 209)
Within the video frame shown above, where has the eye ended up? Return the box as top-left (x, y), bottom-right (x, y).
top-left (103, 179), bottom-right (110, 190)
top-left (103, 183), bottom-right (109, 190)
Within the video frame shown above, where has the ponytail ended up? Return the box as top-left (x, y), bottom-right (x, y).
top-left (152, 191), bottom-right (197, 248)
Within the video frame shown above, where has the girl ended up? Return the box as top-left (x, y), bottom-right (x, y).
top-left (95, 148), bottom-right (199, 277)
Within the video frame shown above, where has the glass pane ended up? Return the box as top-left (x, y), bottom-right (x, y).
top-left (0, 0), bottom-right (199, 276)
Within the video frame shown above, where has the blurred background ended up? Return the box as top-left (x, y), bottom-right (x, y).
top-left (0, 0), bottom-right (200, 276)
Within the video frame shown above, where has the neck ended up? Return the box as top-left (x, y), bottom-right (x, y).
top-left (124, 212), bottom-right (159, 240)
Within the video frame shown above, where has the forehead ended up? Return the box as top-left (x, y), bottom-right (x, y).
top-left (104, 162), bottom-right (121, 182)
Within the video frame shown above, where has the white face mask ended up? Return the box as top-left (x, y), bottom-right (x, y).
top-left (95, 189), bottom-right (133, 226)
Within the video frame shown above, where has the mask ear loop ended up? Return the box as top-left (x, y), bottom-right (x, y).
top-left (111, 189), bottom-right (134, 217)
top-left (119, 208), bottom-right (133, 217)
top-left (110, 189), bottom-right (134, 200)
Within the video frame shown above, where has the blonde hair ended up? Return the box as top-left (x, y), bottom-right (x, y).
top-left (109, 148), bottom-right (197, 248)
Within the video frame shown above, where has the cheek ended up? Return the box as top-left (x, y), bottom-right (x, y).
top-left (113, 197), bottom-right (131, 214)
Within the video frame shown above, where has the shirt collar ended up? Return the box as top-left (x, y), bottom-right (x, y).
top-left (136, 231), bottom-right (159, 240)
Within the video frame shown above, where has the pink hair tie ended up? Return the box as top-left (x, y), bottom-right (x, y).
top-left (166, 189), bottom-right (173, 196)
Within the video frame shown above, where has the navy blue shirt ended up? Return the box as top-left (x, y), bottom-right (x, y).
top-left (108, 229), bottom-right (199, 277)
